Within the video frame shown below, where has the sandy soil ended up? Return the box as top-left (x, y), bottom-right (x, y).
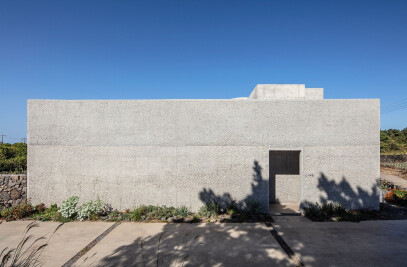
top-left (381, 166), bottom-right (407, 180)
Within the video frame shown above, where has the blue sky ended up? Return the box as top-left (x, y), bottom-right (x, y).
top-left (1, 0), bottom-right (406, 143)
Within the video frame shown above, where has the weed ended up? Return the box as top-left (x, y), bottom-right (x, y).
top-left (0, 222), bottom-right (62, 267)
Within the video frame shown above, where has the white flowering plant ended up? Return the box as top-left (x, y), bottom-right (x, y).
top-left (58, 196), bottom-right (79, 219)
top-left (77, 199), bottom-right (104, 221)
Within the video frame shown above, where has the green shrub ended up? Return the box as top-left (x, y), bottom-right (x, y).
top-left (0, 201), bottom-right (34, 221)
top-left (130, 208), bottom-right (142, 221)
top-left (0, 143), bottom-right (27, 173)
top-left (32, 204), bottom-right (59, 221)
top-left (175, 205), bottom-right (189, 218)
top-left (385, 189), bottom-right (407, 205)
top-left (59, 196), bottom-right (79, 219)
top-left (199, 200), bottom-right (221, 218)
top-left (303, 201), bottom-right (348, 221)
top-left (191, 214), bottom-right (201, 222)
top-left (226, 200), bottom-right (238, 215)
top-left (243, 198), bottom-right (263, 215)
top-left (77, 199), bottom-right (104, 221)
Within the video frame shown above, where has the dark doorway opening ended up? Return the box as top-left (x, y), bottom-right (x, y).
top-left (269, 150), bottom-right (301, 204)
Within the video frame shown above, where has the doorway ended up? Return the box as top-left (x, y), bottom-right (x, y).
top-left (269, 150), bottom-right (301, 205)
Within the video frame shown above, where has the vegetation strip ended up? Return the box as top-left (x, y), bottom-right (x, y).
top-left (61, 222), bottom-right (121, 267)
top-left (264, 221), bottom-right (305, 267)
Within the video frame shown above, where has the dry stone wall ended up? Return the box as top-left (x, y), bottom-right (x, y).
top-left (0, 174), bottom-right (27, 207)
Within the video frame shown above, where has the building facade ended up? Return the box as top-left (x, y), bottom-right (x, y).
top-left (27, 84), bottom-right (380, 211)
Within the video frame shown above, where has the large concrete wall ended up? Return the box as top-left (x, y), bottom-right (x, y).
top-left (27, 99), bottom-right (380, 211)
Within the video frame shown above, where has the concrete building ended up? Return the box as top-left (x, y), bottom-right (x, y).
top-left (27, 84), bottom-right (380, 212)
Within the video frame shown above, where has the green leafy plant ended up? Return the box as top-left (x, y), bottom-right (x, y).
top-left (32, 204), bottom-right (59, 221)
top-left (77, 199), bottom-right (104, 221)
top-left (385, 189), bottom-right (407, 206)
top-left (226, 200), bottom-right (238, 215)
top-left (0, 143), bottom-right (27, 173)
top-left (58, 196), bottom-right (79, 219)
top-left (198, 200), bottom-right (221, 218)
top-left (243, 198), bottom-right (263, 215)
top-left (130, 208), bottom-right (142, 221)
top-left (303, 201), bottom-right (350, 221)
top-left (380, 127), bottom-right (407, 154)
top-left (1, 202), bottom-right (34, 221)
top-left (175, 206), bottom-right (189, 218)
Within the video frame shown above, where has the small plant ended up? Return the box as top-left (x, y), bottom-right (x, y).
top-left (175, 206), bottom-right (189, 218)
top-left (385, 189), bottom-right (407, 206)
top-left (77, 199), bottom-right (104, 221)
top-left (199, 200), bottom-right (220, 218)
top-left (191, 214), bottom-right (201, 223)
top-left (1, 201), bottom-right (34, 221)
top-left (130, 208), bottom-right (143, 221)
top-left (243, 198), bottom-right (263, 215)
top-left (226, 200), bottom-right (238, 215)
top-left (59, 196), bottom-right (79, 219)
top-left (32, 204), bottom-right (59, 221)
top-left (35, 203), bottom-right (46, 213)
top-left (303, 201), bottom-right (349, 221)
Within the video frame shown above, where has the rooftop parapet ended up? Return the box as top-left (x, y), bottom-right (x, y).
top-left (248, 84), bottom-right (323, 99)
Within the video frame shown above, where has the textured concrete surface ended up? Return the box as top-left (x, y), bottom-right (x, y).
top-left (269, 203), bottom-right (300, 214)
top-left (0, 221), bottom-right (113, 267)
top-left (274, 175), bottom-right (301, 203)
top-left (73, 222), bottom-right (292, 267)
top-left (272, 216), bottom-right (407, 267)
top-left (249, 84), bottom-right (323, 99)
top-left (28, 84), bottom-right (380, 211)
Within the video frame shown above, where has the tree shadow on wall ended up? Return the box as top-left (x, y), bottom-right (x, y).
top-left (81, 161), bottom-right (293, 267)
top-left (199, 160), bottom-right (268, 212)
top-left (305, 172), bottom-right (380, 210)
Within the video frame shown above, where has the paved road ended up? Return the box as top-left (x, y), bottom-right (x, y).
top-left (381, 173), bottom-right (407, 189)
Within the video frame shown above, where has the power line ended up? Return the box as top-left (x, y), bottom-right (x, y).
top-left (381, 98), bottom-right (407, 110)
top-left (382, 102), bottom-right (407, 113)
top-left (381, 104), bottom-right (407, 115)
top-left (381, 100), bottom-right (407, 111)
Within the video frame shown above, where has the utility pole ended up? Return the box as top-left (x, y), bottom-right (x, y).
top-left (21, 138), bottom-right (27, 144)
top-left (0, 133), bottom-right (5, 144)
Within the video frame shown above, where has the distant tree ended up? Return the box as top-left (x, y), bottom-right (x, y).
top-left (380, 127), bottom-right (407, 154)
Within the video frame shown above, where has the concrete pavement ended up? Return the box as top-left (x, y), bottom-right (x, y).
top-left (2, 218), bottom-right (407, 267)
top-left (0, 221), bottom-right (114, 267)
top-left (73, 222), bottom-right (291, 267)
top-left (272, 216), bottom-right (407, 267)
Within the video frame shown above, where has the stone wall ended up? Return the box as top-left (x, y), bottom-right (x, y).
top-left (381, 154), bottom-right (407, 163)
top-left (0, 174), bottom-right (27, 207)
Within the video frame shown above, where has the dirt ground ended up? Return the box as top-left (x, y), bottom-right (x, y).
top-left (381, 166), bottom-right (407, 180)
